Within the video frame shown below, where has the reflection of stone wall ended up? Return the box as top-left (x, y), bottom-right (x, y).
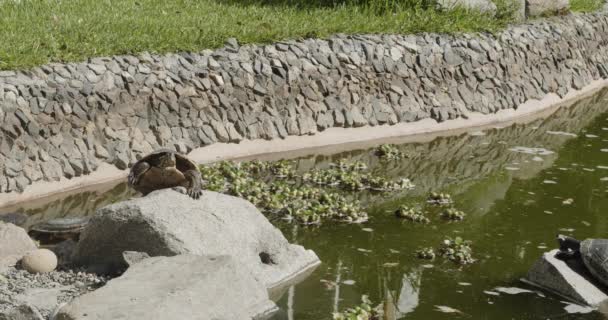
top-left (1, 14), bottom-right (608, 193)
top-left (292, 89), bottom-right (608, 197)
top-left (6, 183), bottom-right (135, 227)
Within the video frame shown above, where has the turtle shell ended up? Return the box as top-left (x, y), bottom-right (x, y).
top-left (133, 149), bottom-right (197, 171)
top-left (30, 217), bottom-right (90, 234)
top-left (581, 239), bottom-right (608, 287)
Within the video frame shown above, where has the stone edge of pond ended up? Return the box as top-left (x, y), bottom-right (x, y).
top-left (1, 13), bottom-right (608, 207)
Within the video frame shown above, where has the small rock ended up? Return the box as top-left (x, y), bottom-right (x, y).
top-left (121, 251), bottom-right (150, 268)
top-left (0, 222), bottom-right (37, 271)
top-left (21, 249), bottom-right (58, 274)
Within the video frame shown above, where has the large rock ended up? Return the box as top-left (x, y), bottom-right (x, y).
top-left (0, 222), bottom-right (37, 271)
top-left (526, 0), bottom-right (570, 17)
top-left (436, 0), bottom-right (497, 14)
top-left (72, 190), bottom-right (320, 289)
top-left (54, 255), bottom-right (277, 320)
top-left (0, 304), bottom-right (45, 320)
top-left (524, 250), bottom-right (608, 307)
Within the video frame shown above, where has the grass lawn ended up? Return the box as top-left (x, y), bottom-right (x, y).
top-left (0, 0), bottom-right (603, 70)
top-left (570, 0), bottom-right (605, 12)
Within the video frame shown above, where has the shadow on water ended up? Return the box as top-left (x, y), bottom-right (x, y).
top-left (1, 89), bottom-right (607, 319)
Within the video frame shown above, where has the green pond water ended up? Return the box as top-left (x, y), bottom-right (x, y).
top-left (2, 90), bottom-right (608, 319)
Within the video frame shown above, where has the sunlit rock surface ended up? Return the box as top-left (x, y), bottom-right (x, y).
top-left (72, 189), bottom-right (321, 289)
top-left (525, 249), bottom-right (608, 307)
top-left (55, 255), bottom-right (277, 320)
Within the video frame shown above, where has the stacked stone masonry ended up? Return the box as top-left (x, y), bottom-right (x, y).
top-left (1, 14), bottom-right (608, 193)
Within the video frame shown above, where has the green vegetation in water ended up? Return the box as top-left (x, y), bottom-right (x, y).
top-left (394, 205), bottom-right (430, 223)
top-left (303, 160), bottom-right (415, 191)
top-left (0, 0), bottom-right (519, 70)
top-left (570, 0), bottom-right (605, 12)
top-left (440, 207), bottom-right (466, 221)
top-left (427, 192), bottom-right (453, 206)
top-left (439, 237), bottom-right (475, 265)
top-left (332, 295), bottom-right (381, 320)
top-left (200, 160), bottom-right (367, 224)
top-left (375, 144), bottom-right (407, 161)
top-left (416, 247), bottom-right (437, 260)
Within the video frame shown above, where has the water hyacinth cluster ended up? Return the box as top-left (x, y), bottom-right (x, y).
top-left (375, 144), bottom-right (406, 160)
top-left (303, 161), bottom-right (415, 192)
top-left (199, 160), bottom-right (399, 225)
top-left (440, 208), bottom-right (466, 221)
top-left (416, 247), bottom-right (436, 260)
top-left (332, 295), bottom-right (382, 320)
top-left (439, 237), bottom-right (475, 265)
top-left (395, 205), bottom-right (430, 224)
top-left (427, 192), bottom-right (453, 206)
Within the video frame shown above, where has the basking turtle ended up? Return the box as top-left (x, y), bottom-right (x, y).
top-left (28, 217), bottom-right (89, 243)
top-left (128, 149), bottom-right (203, 199)
top-left (556, 235), bottom-right (608, 287)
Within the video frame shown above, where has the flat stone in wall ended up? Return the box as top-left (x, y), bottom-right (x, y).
top-left (0, 14), bottom-right (608, 193)
top-left (527, 0), bottom-right (570, 17)
top-left (437, 0), bottom-right (497, 14)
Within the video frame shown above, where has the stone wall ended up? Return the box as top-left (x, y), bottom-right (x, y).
top-left (1, 13), bottom-right (608, 193)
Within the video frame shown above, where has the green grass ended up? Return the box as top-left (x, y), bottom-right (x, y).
top-left (0, 0), bottom-right (601, 70)
top-left (570, 0), bottom-right (605, 12)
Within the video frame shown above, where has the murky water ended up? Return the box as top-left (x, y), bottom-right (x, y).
top-left (2, 90), bottom-right (608, 319)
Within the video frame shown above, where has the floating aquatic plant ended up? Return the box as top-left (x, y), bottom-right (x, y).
top-left (332, 295), bottom-right (382, 320)
top-left (303, 163), bottom-right (414, 192)
top-left (416, 247), bottom-right (436, 260)
top-left (199, 160), bottom-right (368, 225)
top-left (439, 237), bottom-right (475, 265)
top-left (395, 205), bottom-right (430, 224)
top-left (375, 144), bottom-right (406, 160)
top-left (427, 192), bottom-right (453, 206)
top-left (440, 208), bottom-right (466, 221)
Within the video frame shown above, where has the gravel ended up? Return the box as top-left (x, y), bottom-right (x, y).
top-left (0, 265), bottom-right (109, 318)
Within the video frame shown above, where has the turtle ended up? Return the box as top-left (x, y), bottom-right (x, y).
top-left (128, 149), bottom-right (203, 199)
top-left (28, 217), bottom-right (90, 244)
top-left (0, 212), bottom-right (28, 226)
top-left (556, 234), bottom-right (608, 287)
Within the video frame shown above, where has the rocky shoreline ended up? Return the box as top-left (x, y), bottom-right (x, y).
top-left (1, 12), bottom-right (608, 200)
top-left (1, 190), bottom-right (321, 319)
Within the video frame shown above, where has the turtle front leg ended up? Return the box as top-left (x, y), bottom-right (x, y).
top-left (183, 169), bottom-right (204, 200)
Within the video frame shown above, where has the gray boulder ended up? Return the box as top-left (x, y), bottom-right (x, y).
top-left (72, 190), bottom-right (321, 290)
top-left (524, 250), bottom-right (608, 307)
top-left (0, 304), bottom-right (45, 320)
top-left (526, 0), bottom-right (570, 17)
top-left (436, 0), bottom-right (497, 14)
top-left (54, 255), bottom-right (277, 320)
top-left (0, 222), bottom-right (37, 272)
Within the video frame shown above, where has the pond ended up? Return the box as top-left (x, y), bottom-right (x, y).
top-left (2, 89), bottom-right (608, 319)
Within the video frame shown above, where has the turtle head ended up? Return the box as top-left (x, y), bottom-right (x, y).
top-left (155, 152), bottom-right (176, 168)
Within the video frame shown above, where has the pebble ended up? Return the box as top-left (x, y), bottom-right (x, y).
top-left (21, 249), bottom-right (58, 274)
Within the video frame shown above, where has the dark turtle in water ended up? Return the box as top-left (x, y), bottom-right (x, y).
top-left (0, 212), bottom-right (28, 226)
top-left (128, 149), bottom-right (203, 199)
top-left (556, 235), bottom-right (608, 287)
top-left (28, 217), bottom-right (89, 243)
